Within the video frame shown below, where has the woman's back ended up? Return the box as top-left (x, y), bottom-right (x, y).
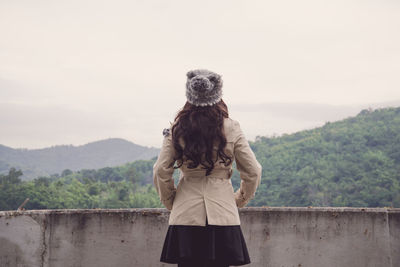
top-left (155, 115), bottom-right (261, 226)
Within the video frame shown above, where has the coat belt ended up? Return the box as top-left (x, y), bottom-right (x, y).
top-left (180, 168), bottom-right (233, 179)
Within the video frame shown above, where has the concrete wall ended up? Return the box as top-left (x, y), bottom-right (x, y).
top-left (0, 207), bottom-right (399, 267)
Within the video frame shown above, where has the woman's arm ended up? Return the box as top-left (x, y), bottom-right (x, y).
top-left (232, 120), bottom-right (262, 208)
top-left (153, 128), bottom-right (176, 210)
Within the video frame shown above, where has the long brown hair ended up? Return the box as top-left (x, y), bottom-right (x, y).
top-left (171, 99), bottom-right (232, 176)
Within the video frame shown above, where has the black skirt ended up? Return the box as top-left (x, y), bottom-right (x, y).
top-left (160, 217), bottom-right (251, 266)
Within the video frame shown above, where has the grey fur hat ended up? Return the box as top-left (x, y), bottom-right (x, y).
top-left (185, 69), bottom-right (223, 106)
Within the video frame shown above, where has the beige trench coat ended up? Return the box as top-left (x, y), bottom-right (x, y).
top-left (153, 117), bottom-right (262, 226)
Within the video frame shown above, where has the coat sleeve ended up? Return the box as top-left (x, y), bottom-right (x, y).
top-left (153, 128), bottom-right (176, 211)
top-left (232, 120), bottom-right (262, 208)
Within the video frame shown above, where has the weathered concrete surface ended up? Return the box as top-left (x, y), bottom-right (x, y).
top-left (0, 207), bottom-right (399, 267)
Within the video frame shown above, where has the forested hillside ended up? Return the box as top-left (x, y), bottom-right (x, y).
top-left (250, 106), bottom-right (400, 207)
top-left (1, 106), bottom-right (399, 211)
top-left (0, 160), bottom-right (161, 211)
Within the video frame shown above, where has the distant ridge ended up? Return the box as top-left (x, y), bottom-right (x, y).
top-left (0, 138), bottom-right (160, 180)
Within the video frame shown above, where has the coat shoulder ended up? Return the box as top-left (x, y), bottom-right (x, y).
top-left (224, 117), bottom-right (241, 142)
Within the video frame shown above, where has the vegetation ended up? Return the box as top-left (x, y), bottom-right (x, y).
top-left (0, 160), bottom-right (163, 210)
top-left (249, 106), bottom-right (400, 208)
top-left (1, 106), bottom-right (399, 211)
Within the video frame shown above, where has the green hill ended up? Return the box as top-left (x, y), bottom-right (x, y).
top-left (247, 106), bottom-right (400, 207)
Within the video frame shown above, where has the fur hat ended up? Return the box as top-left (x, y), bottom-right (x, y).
top-left (185, 69), bottom-right (223, 106)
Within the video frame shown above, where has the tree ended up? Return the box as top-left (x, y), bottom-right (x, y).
top-left (0, 167), bottom-right (23, 185)
top-left (61, 169), bottom-right (73, 177)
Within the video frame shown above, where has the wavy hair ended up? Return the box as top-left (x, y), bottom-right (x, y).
top-left (171, 99), bottom-right (232, 176)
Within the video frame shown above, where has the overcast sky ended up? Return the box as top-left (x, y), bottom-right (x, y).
top-left (1, 0), bottom-right (400, 149)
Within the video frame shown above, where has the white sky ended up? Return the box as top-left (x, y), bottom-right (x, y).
top-left (1, 0), bottom-right (400, 149)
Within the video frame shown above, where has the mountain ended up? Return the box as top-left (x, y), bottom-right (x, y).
top-left (0, 138), bottom-right (159, 180)
top-left (248, 106), bottom-right (400, 208)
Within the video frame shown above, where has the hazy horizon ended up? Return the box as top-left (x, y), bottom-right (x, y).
top-left (1, 0), bottom-right (400, 149)
top-left (2, 99), bottom-right (399, 150)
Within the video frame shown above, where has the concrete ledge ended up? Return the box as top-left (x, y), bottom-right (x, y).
top-left (1, 207), bottom-right (399, 267)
